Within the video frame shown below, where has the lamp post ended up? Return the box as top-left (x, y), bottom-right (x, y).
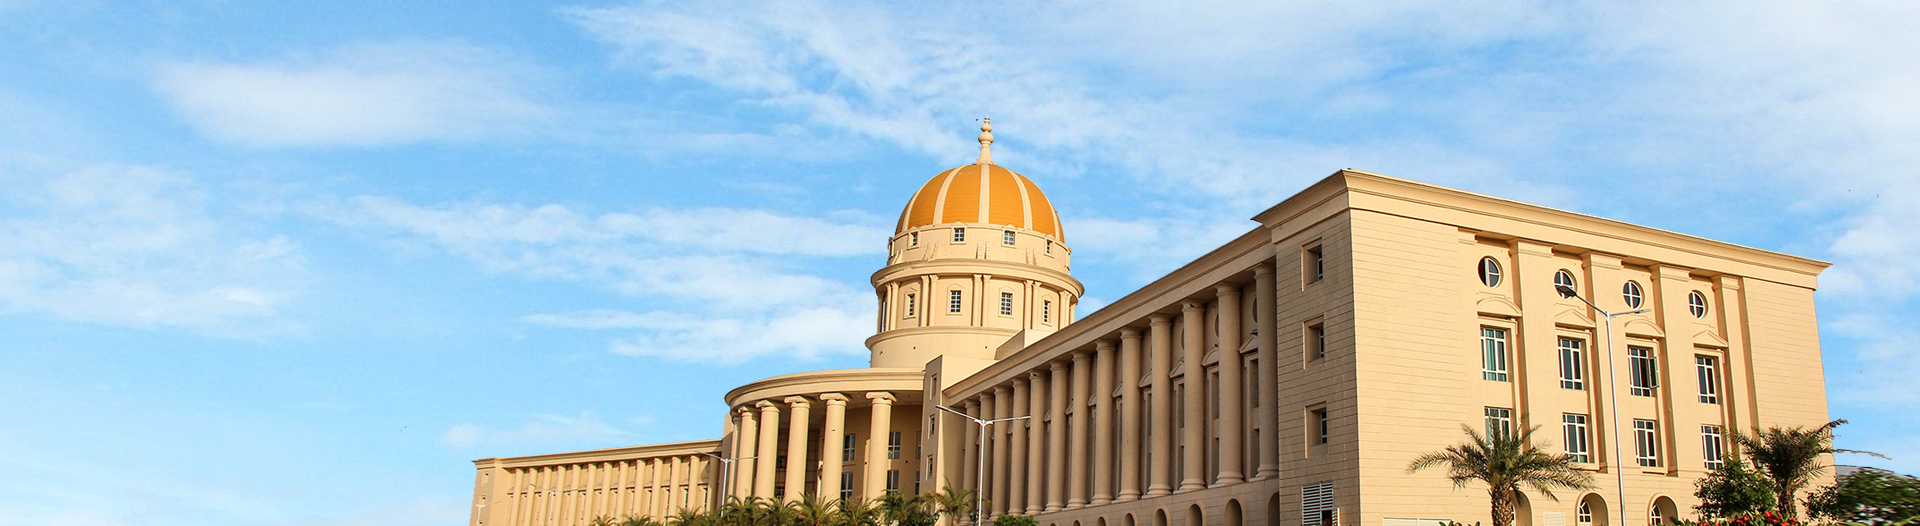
top-left (1557, 283), bottom-right (1649, 526)
top-left (699, 451), bottom-right (757, 505)
top-left (936, 404), bottom-right (1029, 526)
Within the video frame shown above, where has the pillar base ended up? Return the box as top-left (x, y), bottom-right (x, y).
top-left (1144, 485), bottom-right (1171, 498)
top-left (1067, 500), bottom-right (1085, 510)
top-left (1115, 492), bottom-right (1139, 503)
top-left (1175, 480), bottom-right (1205, 493)
top-left (1092, 495), bottom-right (1112, 506)
top-left (1216, 472), bottom-right (1244, 486)
top-left (1252, 467), bottom-right (1280, 482)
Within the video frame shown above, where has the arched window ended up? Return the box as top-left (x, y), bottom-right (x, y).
top-left (1478, 257), bottom-right (1503, 287)
top-left (1623, 281), bottom-right (1645, 309)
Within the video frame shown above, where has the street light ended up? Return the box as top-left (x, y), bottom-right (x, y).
top-left (936, 404), bottom-right (1029, 526)
top-left (1557, 283), bottom-right (1649, 526)
top-left (700, 451), bottom-right (757, 504)
top-left (528, 483), bottom-right (562, 526)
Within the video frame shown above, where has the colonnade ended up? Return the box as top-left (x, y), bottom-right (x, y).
top-left (961, 262), bottom-right (1281, 519)
top-left (727, 392), bottom-right (901, 502)
top-left (499, 454), bottom-right (711, 526)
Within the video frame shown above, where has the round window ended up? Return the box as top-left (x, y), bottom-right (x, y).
top-left (1554, 269), bottom-right (1577, 296)
top-left (1478, 257), bottom-right (1502, 287)
top-left (1688, 291), bottom-right (1708, 318)
top-left (1623, 281), bottom-right (1645, 309)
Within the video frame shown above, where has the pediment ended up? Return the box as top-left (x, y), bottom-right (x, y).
top-left (1476, 296), bottom-right (1521, 318)
top-left (1622, 317), bottom-right (1666, 338)
top-left (1554, 307), bottom-right (1596, 329)
top-left (1693, 327), bottom-right (1730, 348)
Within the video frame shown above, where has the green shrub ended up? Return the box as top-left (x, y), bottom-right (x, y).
top-left (993, 514), bottom-right (1038, 526)
top-left (1697, 456), bottom-right (1778, 519)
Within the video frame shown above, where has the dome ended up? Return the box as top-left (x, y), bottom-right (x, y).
top-left (894, 119), bottom-right (1064, 240)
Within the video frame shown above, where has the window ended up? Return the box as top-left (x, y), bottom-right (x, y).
top-left (1629, 346), bottom-right (1658, 397)
top-left (843, 433), bottom-right (856, 461)
top-left (841, 473), bottom-right (854, 501)
top-left (1559, 337), bottom-right (1586, 390)
top-left (999, 292), bottom-right (1014, 316)
top-left (888, 431), bottom-right (902, 459)
top-left (1689, 291), bottom-right (1708, 318)
top-left (1485, 407), bottom-right (1513, 439)
top-left (1634, 419), bottom-right (1660, 467)
top-left (777, 455), bottom-right (788, 469)
top-left (1302, 482), bottom-right (1336, 526)
top-left (1650, 506), bottom-right (1664, 526)
top-left (1046, 240), bottom-right (1052, 254)
top-left (1479, 257), bottom-right (1503, 287)
top-left (952, 228), bottom-right (965, 242)
top-left (1578, 503), bottom-right (1593, 526)
top-left (1308, 323), bottom-right (1327, 360)
top-left (1554, 269), bottom-right (1578, 294)
top-left (1482, 327), bottom-right (1510, 382)
top-left (1003, 230), bottom-right (1015, 245)
top-left (887, 469), bottom-right (900, 491)
top-left (905, 294), bottom-right (916, 317)
top-left (1624, 281), bottom-right (1645, 308)
top-left (1563, 414), bottom-right (1591, 463)
top-left (1308, 246), bottom-right (1325, 283)
top-left (1703, 425), bottom-right (1726, 470)
top-left (910, 232), bottom-right (918, 246)
top-left (1042, 300), bottom-right (1052, 324)
top-left (949, 290), bottom-right (963, 314)
top-left (1311, 408), bottom-right (1329, 445)
top-left (1696, 356), bottom-right (1721, 404)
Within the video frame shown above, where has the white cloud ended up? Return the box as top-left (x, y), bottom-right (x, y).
top-left (0, 160), bottom-right (302, 335)
top-left (442, 411), bottom-right (644, 451)
top-left (153, 41), bottom-right (550, 147)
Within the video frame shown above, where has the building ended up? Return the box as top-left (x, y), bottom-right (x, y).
top-left (469, 120), bottom-right (1833, 526)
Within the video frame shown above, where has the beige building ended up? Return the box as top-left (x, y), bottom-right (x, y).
top-left (471, 121), bottom-right (1832, 526)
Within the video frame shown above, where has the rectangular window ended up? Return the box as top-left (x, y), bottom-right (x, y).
top-left (1702, 425), bottom-right (1726, 470)
top-left (1305, 246), bottom-right (1325, 284)
top-left (999, 292), bottom-right (1013, 316)
top-left (905, 294), bottom-right (916, 317)
top-left (888, 431), bottom-right (902, 460)
top-left (1302, 481), bottom-right (1337, 526)
top-left (1485, 407), bottom-right (1513, 438)
top-left (1696, 356), bottom-right (1721, 404)
top-left (1482, 328), bottom-right (1510, 382)
top-left (952, 228), bottom-right (965, 242)
top-left (1563, 414), bottom-right (1591, 463)
top-left (1003, 230), bottom-right (1015, 245)
top-left (910, 232), bottom-right (918, 246)
top-left (887, 469), bottom-right (900, 491)
top-left (841, 473), bottom-right (854, 501)
top-left (843, 433), bottom-right (856, 462)
top-left (1042, 300), bottom-right (1051, 324)
top-left (1634, 419), bottom-right (1660, 467)
top-left (949, 290), bottom-right (963, 314)
top-left (1045, 240), bottom-right (1052, 254)
top-left (1558, 337), bottom-right (1585, 390)
top-left (1307, 322), bottom-right (1326, 360)
top-left (1630, 346), bottom-right (1658, 396)
top-left (1311, 408), bottom-right (1329, 445)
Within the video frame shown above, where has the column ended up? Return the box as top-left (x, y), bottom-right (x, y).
top-left (1025, 371), bottom-right (1046, 515)
top-left (733, 407), bottom-right (758, 499)
top-left (1215, 283), bottom-right (1245, 485)
top-left (611, 463), bottom-right (627, 519)
top-left (867, 392), bottom-right (897, 500)
top-left (1093, 339), bottom-right (1117, 505)
top-left (820, 393), bottom-right (850, 500)
top-left (665, 457), bottom-right (683, 515)
top-left (1253, 264), bottom-right (1281, 481)
top-left (1009, 378), bottom-right (1030, 514)
top-left (961, 398), bottom-right (981, 497)
top-left (688, 456), bottom-right (706, 512)
top-left (650, 458), bottom-right (666, 518)
top-left (1045, 360), bottom-right (1068, 512)
top-left (1067, 350), bottom-right (1092, 509)
top-left (990, 387), bottom-right (1012, 516)
top-left (1147, 314), bottom-right (1174, 498)
top-left (755, 400), bottom-right (782, 498)
top-left (784, 396), bottom-right (813, 503)
top-left (1117, 328), bottom-right (1143, 502)
top-left (1178, 301), bottom-right (1206, 493)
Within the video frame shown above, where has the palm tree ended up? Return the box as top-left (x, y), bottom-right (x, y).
top-left (717, 496), bottom-right (766, 526)
top-left (838, 497), bottom-right (885, 526)
top-left (619, 515), bottom-right (663, 526)
top-left (928, 482), bottom-right (976, 526)
top-left (1734, 419), bottom-right (1882, 518)
top-left (876, 490), bottom-right (931, 526)
top-left (669, 508), bottom-right (714, 526)
top-left (590, 516), bottom-right (618, 526)
top-left (794, 493), bottom-right (842, 526)
top-left (1407, 425), bottom-right (1595, 526)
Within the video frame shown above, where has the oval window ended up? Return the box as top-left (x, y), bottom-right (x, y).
top-left (1554, 269), bottom-right (1577, 296)
top-left (1478, 257), bottom-right (1502, 287)
top-left (1689, 291), bottom-right (1708, 318)
top-left (1623, 281), bottom-right (1645, 309)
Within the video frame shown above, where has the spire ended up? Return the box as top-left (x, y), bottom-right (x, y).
top-left (976, 117), bottom-right (994, 165)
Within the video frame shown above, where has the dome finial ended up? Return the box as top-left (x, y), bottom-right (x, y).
top-left (976, 116), bottom-right (994, 165)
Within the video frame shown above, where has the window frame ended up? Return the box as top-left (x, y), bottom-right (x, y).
top-left (1689, 291), bottom-right (1709, 318)
top-left (1303, 243), bottom-right (1325, 287)
top-left (904, 294), bottom-right (916, 318)
top-left (1558, 337), bottom-right (1586, 390)
top-left (1634, 419), bottom-right (1660, 467)
top-left (1624, 280), bottom-right (1645, 309)
top-left (1003, 230), bottom-right (1016, 245)
top-left (949, 290), bottom-right (963, 314)
top-left (888, 430), bottom-right (902, 460)
top-left (1485, 407), bottom-right (1513, 439)
top-left (1305, 321), bottom-right (1327, 362)
top-left (1629, 346), bottom-right (1659, 397)
top-left (843, 433), bottom-right (856, 462)
top-left (910, 232), bottom-right (918, 246)
top-left (1482, 327), bottom-right (1511, 382)
top-left (1703, 425), bottom-right (1726, 470)
top-left (1479, 257), bottom-right (1503, 287)
top-left (999, 292), bottom-right (1014, 316)
top-left (1563, 413), bottom-right (1591, 463)
top-left (1554, 269), bottom-right (1578, 293)
top-left (1696, 355), bottom-right (1721, 404)
top-left (952, 227), bottom-right (965, 243)
top-left (1041, 300), bottom-right (1051, 324)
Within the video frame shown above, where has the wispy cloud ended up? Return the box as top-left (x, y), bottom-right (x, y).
top-left (443, 411), bottom-right (644, 451)
top-left (0, 159), bottom-right (302, 335)
top-left (153, 41), bottom-right (551, 147)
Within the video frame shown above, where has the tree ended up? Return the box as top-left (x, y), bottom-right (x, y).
top-left (1805, 467), bottom-right (1920, 524)
top-left (669, 508), bottom-right (716, 526)
top-left (1695, 454), bottom-right (1777, 519)
top-left (838, 497), bottom-right (885, 526)
top-left (1734, 419), bottom-right (1880, 518)
top-left (929, 482), bottom-right (977, 526)
top-left (1407, 425), bottom-right (1595, 526)
top-left (794, 493), bottom-right (842, 526)
top-left (619, 515), bottom-right (664, 526)
top-left (877, 490), bottom-right (932, 526)
top-left (992, 515), bottom-right (1038, 526)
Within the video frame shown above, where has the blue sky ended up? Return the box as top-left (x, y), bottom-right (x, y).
top-left (2, 1), bottom-right (1917, 525)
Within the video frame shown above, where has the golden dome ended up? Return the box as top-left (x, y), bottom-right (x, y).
top-left (895, 163), bottom-right (1063, 240)
top-left (895, 119), bottom-right (1064, 240)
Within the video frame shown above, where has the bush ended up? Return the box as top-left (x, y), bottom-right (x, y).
top-left (993, 514), bottom-right (1038, 526)
top-left (1698, 457), bottom-right (1778, 519)
top-left (1806, 468), bottom-right (1920, 524)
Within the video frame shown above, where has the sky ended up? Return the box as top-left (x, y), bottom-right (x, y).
top-left (2, 1), bottom-right (1917, 525)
